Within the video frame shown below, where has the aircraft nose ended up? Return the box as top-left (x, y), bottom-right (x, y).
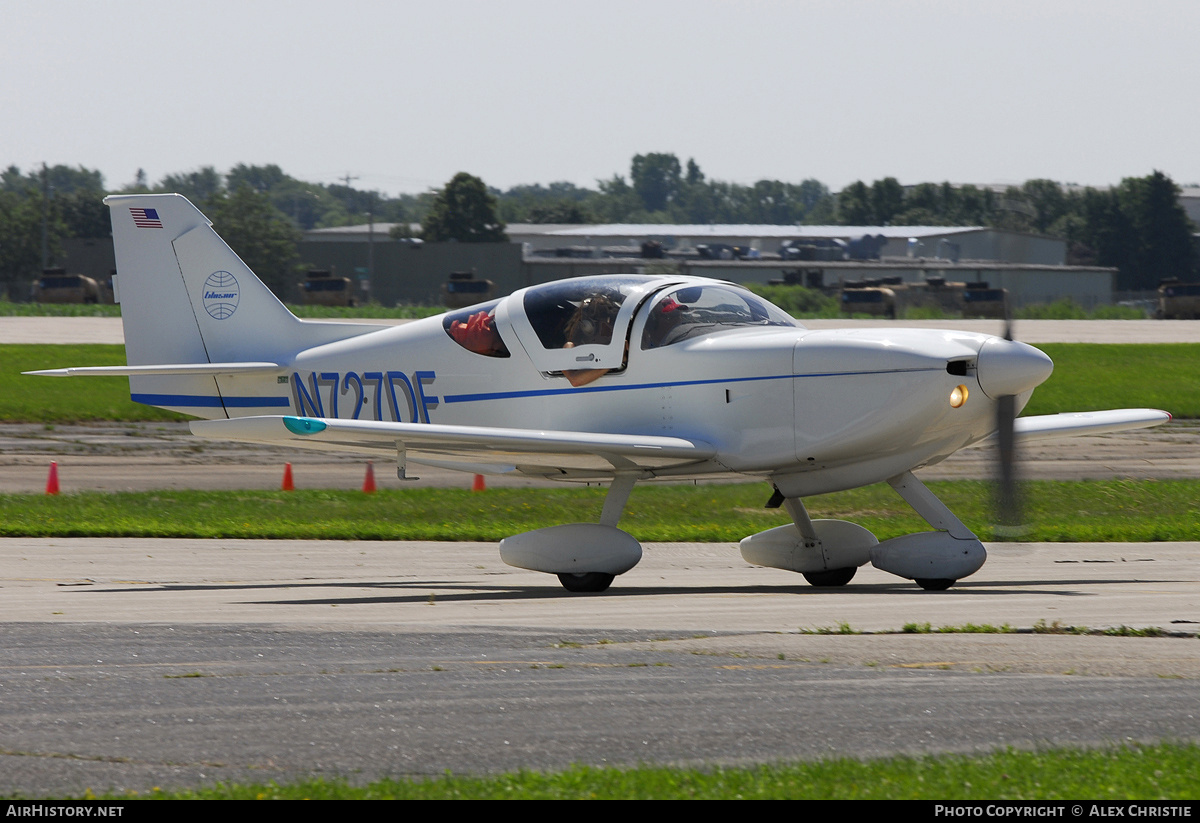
top-left (975, 337), bottom-right (1054, 398)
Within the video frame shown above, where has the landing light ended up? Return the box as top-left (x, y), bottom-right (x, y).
top-left (950, 385), bottom-right (969, 408)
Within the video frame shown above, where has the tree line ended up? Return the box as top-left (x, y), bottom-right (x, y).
top-left (836, 172), bottom-right (1198, 290)
top-left (1, 157), bottom-right (1196, 296)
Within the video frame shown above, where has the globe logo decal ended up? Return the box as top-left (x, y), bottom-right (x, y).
top-left (203, 271), bottom-right (239, 320)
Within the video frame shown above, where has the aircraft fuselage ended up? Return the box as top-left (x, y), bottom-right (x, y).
top-left (205, 308), bottom-right (1023, 495)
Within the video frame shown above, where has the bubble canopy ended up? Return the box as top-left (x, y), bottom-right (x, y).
top-left (446, 275), bottom-right (801, 376)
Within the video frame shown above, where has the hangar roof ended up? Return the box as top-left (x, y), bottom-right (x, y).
top-left (305, 223), bottom-right (987, 241)
top-left (539, 224), bottom-right (984, 239)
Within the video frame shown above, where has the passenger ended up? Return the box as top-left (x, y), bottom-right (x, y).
top-left (447, 309), bottom-right (506, 356)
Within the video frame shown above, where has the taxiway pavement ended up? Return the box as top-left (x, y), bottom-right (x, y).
top-left (0, 537), bottom-right (1197, 796)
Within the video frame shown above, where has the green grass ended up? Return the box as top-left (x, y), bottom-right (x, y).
top-left (1018, 298), bottom-right (1149, 320)
top-left (899, 304), bottom-right (949, 319)
top-left (744, 283), bottom-right (842, 317)
top-left (3, 342), bottom-right (1198, 421)
top-left (1023, 344), bottom-right (1200, 418)
top-left (0, 345), bottom-right (187, 422)
top-left (736, 287), bottom-right (1151, 321)
top-left (41, 743), bottom-right (1199, 799)
top-left (902, 621), bottom-right (1018, 634)
top-left (2, 479), bottom-right (1197, 542)
top-left (0, 300), bottom-right (122, 317)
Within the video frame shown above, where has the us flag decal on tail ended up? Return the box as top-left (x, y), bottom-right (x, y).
top-left (130, 207), bottom-right (162, 228)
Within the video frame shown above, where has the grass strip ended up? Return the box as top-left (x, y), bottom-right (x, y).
top-left (1023, 344), bottom-right (1200, 419)
top-left (1, 479), bottom-right (1196, 542)
top-left (0, 301), bottom-right (122, 317)
top-left (1, 345), bottom-right (186, 423)
top-left (41, 742), bottom-right (1200, 800)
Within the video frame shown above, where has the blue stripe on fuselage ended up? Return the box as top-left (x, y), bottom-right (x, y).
top-left (131, 368), bottom-right (935, 410)
top-left (442, 368), bottom-right (934, 404)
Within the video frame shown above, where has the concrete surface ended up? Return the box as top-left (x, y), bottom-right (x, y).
top-left (0, 537), bottom-right (1197, 796)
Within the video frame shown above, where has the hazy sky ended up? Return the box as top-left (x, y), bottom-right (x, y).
top-left (5, 0), bottom-right (1198, 196)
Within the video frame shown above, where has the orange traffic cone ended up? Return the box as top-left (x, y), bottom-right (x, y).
top-left (45, 461), bottom-right (60, 495)
top-left (472, 473), bottom-right (486, 492)
top-left (362, 461), bottom-right (377, 493)
top-left (281, 463), bottom-right (295, 491)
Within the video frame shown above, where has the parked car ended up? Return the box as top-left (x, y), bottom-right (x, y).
top-left (442, 271), bottom-right (494, 308)
top-left (32, 269), bottom-right (101, 304)
top-left (1156, 279), bottom-right (1200, 319)
top-left (299, 270), bottom-right (356, 307)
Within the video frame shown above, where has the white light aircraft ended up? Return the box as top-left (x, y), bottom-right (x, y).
top-left (31, 195), bottom-right (1170, 592)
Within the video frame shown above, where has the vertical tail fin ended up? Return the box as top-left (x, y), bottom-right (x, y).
top-left (106, 193), bottom-right (323, 365)
top-left (105, 193), bottom-right (381, 417)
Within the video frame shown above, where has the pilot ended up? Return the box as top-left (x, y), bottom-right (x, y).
top-left (561, 293), bottom-right (621, 387)
top-left (447, 309), bottom-right (506, 356)
top-left (641, 295), bottom-right (686, 349)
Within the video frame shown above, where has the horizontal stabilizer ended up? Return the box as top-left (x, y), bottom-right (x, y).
top-left (979, 408), bottom-right (1171, 445)
top-left (190, 415), bottom-right (715, 476)
top-left (25, 362), bottom-right (282, 377)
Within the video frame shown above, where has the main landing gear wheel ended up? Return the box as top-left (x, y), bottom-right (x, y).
top-left (802, 567), bottom-right (857, 587)
top-left (557, 572), bottom-right (615, 593)
top-left (915, 578), bottom-right (956, 591)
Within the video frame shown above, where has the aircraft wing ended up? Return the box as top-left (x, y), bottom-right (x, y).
top-left (190, 415), bottom-right (717, 477)
top-left (25, 362), bottom-right (282, 377)
top-left (979, 408), bottom-right (1171, 445)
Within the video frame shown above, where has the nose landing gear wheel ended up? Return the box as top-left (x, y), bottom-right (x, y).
top-left (557, 572), bottom-right (615, 593)
top-left (915, 578), bottom-right (955, 591)
top-left (802, 567), bottom-right (857, 587)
